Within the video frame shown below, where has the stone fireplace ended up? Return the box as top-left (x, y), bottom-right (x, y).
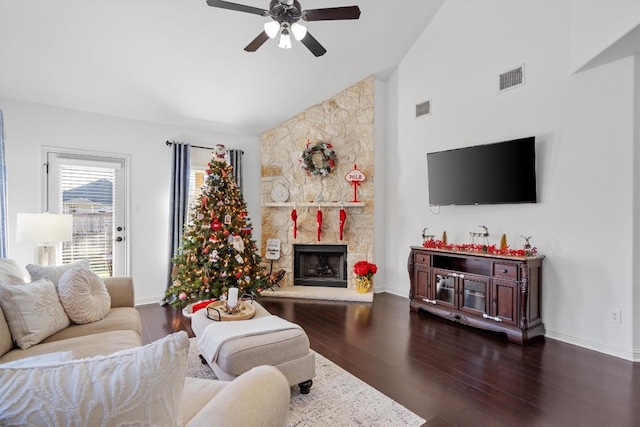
top-left (293, 244), bottom-right (347, 288)
top-left (260, 76), bottom-right (375, 293)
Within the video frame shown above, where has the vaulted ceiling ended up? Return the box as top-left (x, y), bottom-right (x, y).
top-left (0, 0), bottom-right (444, 135)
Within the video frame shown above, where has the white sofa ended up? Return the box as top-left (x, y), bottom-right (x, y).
top-left (0, 259), bottom-right (290, 426)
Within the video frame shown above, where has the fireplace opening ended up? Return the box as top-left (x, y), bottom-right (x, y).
top-left (293, 244), bottom-right (347, 288)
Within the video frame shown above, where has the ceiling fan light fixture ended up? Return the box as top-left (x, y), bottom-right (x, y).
top-left (291, 22), bottom-right (307, 41)
top-left (264, 20), bottom-right (280, 38)
top-left (278, 31), bottom-right (292, 49)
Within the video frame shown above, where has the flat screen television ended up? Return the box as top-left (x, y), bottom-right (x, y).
top-left (427, 136), bottom-right (537, 206)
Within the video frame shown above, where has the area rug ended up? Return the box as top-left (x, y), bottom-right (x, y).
top-left (186, 338), bottom-right (425, 427)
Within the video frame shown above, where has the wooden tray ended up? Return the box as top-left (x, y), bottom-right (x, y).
top-left (205, 301), bottom-right (256, 321)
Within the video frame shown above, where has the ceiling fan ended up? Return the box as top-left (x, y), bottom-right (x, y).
top-left (206, 0), bottom-right (361, 57)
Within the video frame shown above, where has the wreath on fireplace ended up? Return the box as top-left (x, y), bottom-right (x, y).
top-left (300, 141), bottom-right (337, 178)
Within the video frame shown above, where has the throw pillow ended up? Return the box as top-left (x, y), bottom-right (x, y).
top-left (0, 279), bottom-right (71, 349)
top-left (0, 331), bottom-right (190, 426)
top-left (57, 268), bottom-right (111, 324)
top-left (0, 351), bottom-right (74, 368)
top-left (0, 259), bottom-right (27, 285)
top-left (26, 259), bottom-right (91, 289)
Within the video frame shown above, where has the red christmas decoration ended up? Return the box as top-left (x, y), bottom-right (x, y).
top-left (291, 208), bottom-right (298, 239)
top-left (422, 239), bottom-right (537, 257)
top-left (354, 261), bottom-right (377, 278)
top-left (345, 165), bottom-right (366, 202)
top-left (211, 219), bottom-right (222, 231)
top-left (316, 208), bottom-right (323, 241)
top-left (339, 208), bottom-right (346, 240)
top-left (191, 298), bottom-right (216, 313)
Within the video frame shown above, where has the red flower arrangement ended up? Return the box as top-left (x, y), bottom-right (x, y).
top-left (354, 261), bottom-right (378, 279)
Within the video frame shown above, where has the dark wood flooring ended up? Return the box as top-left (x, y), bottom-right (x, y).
top-left (137, 293), bottom-right (640, 427)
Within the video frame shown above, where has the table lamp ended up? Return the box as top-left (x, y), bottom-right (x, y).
top-left (16, 213), bottom-right (73, 266)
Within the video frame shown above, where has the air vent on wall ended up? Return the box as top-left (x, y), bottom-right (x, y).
top-left (499, 64), bottom-right (525, 92)
top-left (415, 99), bottom-right (431, 118)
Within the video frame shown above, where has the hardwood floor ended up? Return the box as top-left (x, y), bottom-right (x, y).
top-left (137, 293), bottom-right (640, 427)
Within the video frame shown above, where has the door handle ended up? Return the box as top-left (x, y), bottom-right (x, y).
top-left (116, 226), bottom-right (124, 232)
top-left (115, 237), bottom-right (123, 242)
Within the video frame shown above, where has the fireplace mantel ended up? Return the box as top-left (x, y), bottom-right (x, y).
top-left (264, 201), bottom-right (365, 208)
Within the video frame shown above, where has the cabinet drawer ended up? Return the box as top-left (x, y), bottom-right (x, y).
top-left (494, 263), bottom-right (518, 280)
top-left (414, 252), bottom-right (430, 266)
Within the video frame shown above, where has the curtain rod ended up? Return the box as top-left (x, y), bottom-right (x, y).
top-left (165, 140), bottom-right (213, 151)
top-left (165, 141), bottom-right (244, 154)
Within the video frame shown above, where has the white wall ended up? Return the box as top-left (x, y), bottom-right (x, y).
top-left (1, 98), bottom-right (261, 305)
top-left (569, 0), bottom-right (640, 72)
top-left (385, 0), bottom-right (638, 359)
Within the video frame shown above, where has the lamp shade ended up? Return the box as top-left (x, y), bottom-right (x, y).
top-left (264, 21), bottom-right (280, 38)
top-left (291, 23), bottom-right (307, 41)
top-left (16, 213), bottom-right (73, 243)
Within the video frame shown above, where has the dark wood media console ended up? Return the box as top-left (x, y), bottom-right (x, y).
top-left (408, 246), bottom-right (544, 344)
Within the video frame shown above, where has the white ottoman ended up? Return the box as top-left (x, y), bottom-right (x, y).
top-left (191, 301), bottom-right (315, 394)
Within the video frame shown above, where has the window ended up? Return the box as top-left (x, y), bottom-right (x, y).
top-left (188, 168), bottom-right (207, 216)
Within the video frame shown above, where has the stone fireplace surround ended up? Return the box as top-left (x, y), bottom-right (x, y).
top-left (259, 76), bottom-right (375, 301)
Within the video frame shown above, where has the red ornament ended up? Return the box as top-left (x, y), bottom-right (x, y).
top-left (223, 229), bottom-right (230, 236)
top-left (211, 219), bottom-right (222, 231)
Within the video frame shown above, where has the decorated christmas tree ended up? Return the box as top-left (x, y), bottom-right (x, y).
top-left (164, 146), bottom-right (268, 308)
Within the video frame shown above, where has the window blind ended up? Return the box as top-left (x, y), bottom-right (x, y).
top-left (58, 163), bottom-right (117, 277)
top-left (188, 169), bottom-right (206, 216)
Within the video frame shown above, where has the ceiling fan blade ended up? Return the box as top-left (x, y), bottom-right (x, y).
top-left (206, 0), bottom-right (268, 16)
top-left (303, 6), bottom-right (361, 21)
top-left (300, 31), bottom-right (327, 57)
top-left (244, 31), bottom-right (271, 52)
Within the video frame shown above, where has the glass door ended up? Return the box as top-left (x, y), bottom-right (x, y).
top-left (461, 275), bottom-right (489, 314)
top-left (433, 268), bottom-right (455, 307)
top-left (45, 150), bottom-right (128, 277)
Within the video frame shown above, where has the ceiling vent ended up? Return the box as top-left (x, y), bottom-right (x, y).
top-left (415, 99), bottom-right (431, 118)
top-left (499, 64), bottom-right (525, 92)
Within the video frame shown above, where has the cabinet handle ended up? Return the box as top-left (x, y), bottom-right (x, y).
top-left (501, 269), bottom-right (508, 273)
top-left (422, 298), bottom-right (437, 305)
top-left (482, 313), bottom-right (503, 322)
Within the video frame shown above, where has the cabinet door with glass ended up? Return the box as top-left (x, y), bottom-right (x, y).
top-left (459, 273), bottom-right (490, 315)
top-left (432, 268), bottom-right (489, 314)
top-left (433, 268), bottom-right (456, 308)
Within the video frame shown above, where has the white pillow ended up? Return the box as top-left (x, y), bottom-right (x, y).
top-left (0, 331), bottom-right (190, 427)
top-left (57, 268), bottom-right (111, 324)
top-left (0, 279), bottom-right (71, 349)
top-left (26, 259), bottom-right (91, 289)
top-left (0, 351), bottom-right (74, 368)
top-left (0, 259), bottom-right (27, 285)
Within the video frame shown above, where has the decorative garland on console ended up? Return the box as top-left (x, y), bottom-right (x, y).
top-left (423, 239), bottom-right (538, 258)
top-left (300, 141), bottom-right (337, 178)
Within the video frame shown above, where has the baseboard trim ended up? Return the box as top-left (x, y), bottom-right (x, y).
top-left (545, 328), bottom-right (635, 362)
top-left (135, 295), bottom-right (164, 306)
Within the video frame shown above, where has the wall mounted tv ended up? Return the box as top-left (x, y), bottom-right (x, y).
top-left (427, 136), bottom-right (537, 206)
